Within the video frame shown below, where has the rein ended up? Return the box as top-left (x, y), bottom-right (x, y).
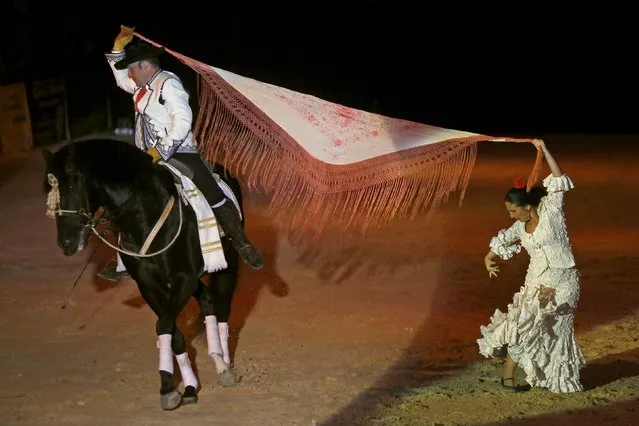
top-left (46, 173), bottom-right (183, 258)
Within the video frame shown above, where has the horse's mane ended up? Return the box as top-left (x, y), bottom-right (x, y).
top-left (58, 138), bottom-right (177, 196)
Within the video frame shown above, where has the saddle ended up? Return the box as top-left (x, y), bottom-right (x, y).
top-left (164, 156), bottom-right (240, 212)
top-left (167, 158), bottom-right (194, 181)
top-left (163, 158), bottom-right (240, 218)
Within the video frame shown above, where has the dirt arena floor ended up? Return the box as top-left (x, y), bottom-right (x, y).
top-left (0, 134), bottom-right (637, 425)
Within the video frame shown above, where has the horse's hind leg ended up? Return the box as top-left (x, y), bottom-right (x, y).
top-left (195, 277), bottom-right (239, 387)
top-left (210, 266), bottom-right (238, 367)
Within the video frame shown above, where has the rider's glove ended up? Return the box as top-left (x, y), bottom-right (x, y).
top-left (113, 25), bottom-right (135, 51)
top-left (146, 146), bottom-right (162, 163)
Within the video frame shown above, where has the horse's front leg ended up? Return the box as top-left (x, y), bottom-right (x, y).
top-left (161, 277), bottom-right (201, 409)
top-left (138, 276), bottom-right (198, 410)
top-left (134, 281), bottom-right (181, 410)
top-left (169, 325), bottom-right (199, 406)
top-left (195, 278), bottom-right (239, 387)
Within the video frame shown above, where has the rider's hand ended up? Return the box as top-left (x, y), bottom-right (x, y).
top-left (485, 255), bottom-right (500, 278)
top-left (146, 147), bottom-right (162, 163)
top-left (113, 25), bottom-right (135, 51)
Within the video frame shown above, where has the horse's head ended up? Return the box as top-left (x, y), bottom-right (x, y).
top-left (42, 144), bottom-right (99, 256)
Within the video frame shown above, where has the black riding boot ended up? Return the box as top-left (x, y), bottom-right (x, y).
top-left (213, 202), bottom-right (264, 270)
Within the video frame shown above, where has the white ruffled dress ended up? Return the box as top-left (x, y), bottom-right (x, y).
top-left (477, 174), bottom-right (585, 393)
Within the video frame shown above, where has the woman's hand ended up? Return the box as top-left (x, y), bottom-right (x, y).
top-left (533, 138), bottom-right (563, 176)
top-left (538, 285), bottom-right (556, 308)
top-left (532, 139), bottom-right (546, 150)
top-left (484, 254), bottom-right (500, 278)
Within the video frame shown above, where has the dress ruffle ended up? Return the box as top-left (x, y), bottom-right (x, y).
top-left (489, 227), bottom-right (523, 261)
top-left (543, 174), bottom-right (575, 192)
top-left (477, 284), bottom-right (585, 393)
top-left (489, 236), bottom-right (521, 260)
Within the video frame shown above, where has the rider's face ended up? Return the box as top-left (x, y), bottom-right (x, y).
top-left (127, 61), bottom-right (154, 87)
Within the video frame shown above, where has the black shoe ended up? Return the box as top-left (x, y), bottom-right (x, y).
top-left (500, 377), bottom-right (529, 393)
top-left (97, 263), bottom-right (129, 282)
top-left (212, 202), bottom-right (264, 270)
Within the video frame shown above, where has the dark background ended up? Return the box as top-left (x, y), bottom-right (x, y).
top-left (2, 1), bottom-right (638, 144)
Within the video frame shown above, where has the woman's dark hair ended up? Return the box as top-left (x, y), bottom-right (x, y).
top-left (505, 185), bottom-right (547, 207)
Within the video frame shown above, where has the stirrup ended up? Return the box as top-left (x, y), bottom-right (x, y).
top-left (97, 262), bottom-right (129, 282)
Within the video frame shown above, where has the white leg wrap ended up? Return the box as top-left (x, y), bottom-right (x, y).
top-left (204, 315), bottom-right (228, 374)
top-left (218, 322), bottom-right (231, 365)
top-left (158, 334), bottom-right (174, 374)
top-left (175, 352), bottom-right (198, 389)
top-left (204, 315), bottom-right (223, 356)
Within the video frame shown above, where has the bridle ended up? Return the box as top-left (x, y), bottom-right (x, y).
top-left (46, 172), bottom-right (183, 258)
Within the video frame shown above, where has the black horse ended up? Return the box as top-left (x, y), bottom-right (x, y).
top-left (42, 138), bottom-right (243, 410)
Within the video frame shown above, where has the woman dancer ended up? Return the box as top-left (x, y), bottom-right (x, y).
top-left (477, 139), bottom-right (585, 393)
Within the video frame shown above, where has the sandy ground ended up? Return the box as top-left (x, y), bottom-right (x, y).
top-left (0, 134), bottom-right (637, 426)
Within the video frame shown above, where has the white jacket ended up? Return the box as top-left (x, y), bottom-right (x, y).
top-left (489, 174), bottom-right (577, 276)
top-left (105, 50), bottom-right (198, 160)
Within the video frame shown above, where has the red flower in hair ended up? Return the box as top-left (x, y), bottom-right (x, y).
top-left (513, 177), bottom-right (526, 189)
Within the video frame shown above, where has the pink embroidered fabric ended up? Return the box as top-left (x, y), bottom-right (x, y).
top-left (134, 33), bottom-right (539, 239)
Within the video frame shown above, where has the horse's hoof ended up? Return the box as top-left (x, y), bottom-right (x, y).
top-left (181, 385), bottom-right (199, 405)
top-left (218, 367), bottom-right (240, 387)
top-left (160, 390), bottom-right (182, 410)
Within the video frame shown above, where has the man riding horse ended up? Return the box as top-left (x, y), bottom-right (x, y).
top-left (99, 26), bottom-right (263, 281)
